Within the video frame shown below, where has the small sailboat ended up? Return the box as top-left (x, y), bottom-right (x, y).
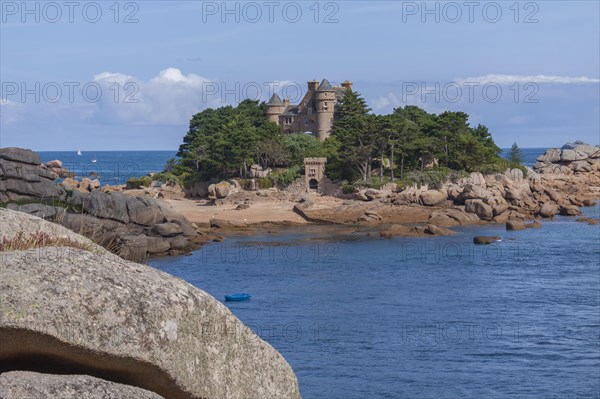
top-left (224, 293), bottom-right (251, 302)
top-left (91, 154), bottom-right (97, 163)
top-left (77, 149), bottom-right (82, 156)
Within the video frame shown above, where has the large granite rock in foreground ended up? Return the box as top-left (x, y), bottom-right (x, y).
top-left (0, 371), bottom-right (164, 399)
top-left (0, 211), bottom-right (301, 399)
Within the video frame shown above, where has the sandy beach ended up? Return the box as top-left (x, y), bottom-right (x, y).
top-left (165, 199), bottom-right (309, 226)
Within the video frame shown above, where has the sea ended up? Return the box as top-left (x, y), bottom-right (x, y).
top-left (37, 148), bottom-right (542, 186)
top-left (38, 151), bottom-right (177, 185)
top-left (39, 148), bottom-right (600, 398)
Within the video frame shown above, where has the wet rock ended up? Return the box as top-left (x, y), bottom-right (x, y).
top-left (525, 220), bottom-right (542, 229)
top-left (380, 223), bottom-right (454, 238)
top-left (473, 236), bottom-right (501, 245)
top-left (577, 217), bottom-right (599, 225)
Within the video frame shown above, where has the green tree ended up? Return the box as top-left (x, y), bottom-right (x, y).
top-left (281, 133), bottom-right (324, 165)
top-left (174, 100), bottom-right (279, 180)
top-left (331, 89), bottom-right (374, 181)
top-left (507, 142), bottom-right (524, 165)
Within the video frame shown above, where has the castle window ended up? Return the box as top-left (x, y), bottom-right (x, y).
top-left (304, 117), bottom-right (308, 126)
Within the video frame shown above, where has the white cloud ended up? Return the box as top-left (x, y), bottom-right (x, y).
top-left (372, 92), bottom-right (401, 111)
top-left (0, 98), bottom-right (23, 124)
top-left (1, 68), bottom-right (304, 127)
top-left (89, 68), bottom-right (222, 125)
top-left (149, 67), bottom-right (209, 87)
top-left (371, 91), bottom-right (446, 115)
top-left (457, 74), bottom-right (600, 85)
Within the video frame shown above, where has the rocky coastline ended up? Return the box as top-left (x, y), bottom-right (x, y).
top-left (168, 142), bottom-right (600, 238)
top-left (0, 208), bottom-right (301, 398)
top-left (2, 144), bottom-right (599, 249)
top-left (0, 148), bottom-right (219, 261)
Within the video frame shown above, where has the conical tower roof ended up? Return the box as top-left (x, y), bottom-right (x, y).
top-left (317, 79), bottom-right (334, 92)
top-left (267, 93), bottom-right (284, 105)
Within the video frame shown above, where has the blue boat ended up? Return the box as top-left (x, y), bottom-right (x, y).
top-left (225, 293), bottom-right (251, 302)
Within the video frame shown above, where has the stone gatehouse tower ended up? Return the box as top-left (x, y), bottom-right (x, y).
top-left (304, 157), bottom-right (327, 192)
top-left (267, 79), bottom-right (352, 141)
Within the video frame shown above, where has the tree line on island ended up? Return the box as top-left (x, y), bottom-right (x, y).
top-left (162, 88), bottom-right (523, 190)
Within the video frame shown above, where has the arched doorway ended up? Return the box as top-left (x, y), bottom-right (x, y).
top-left (309, 179), bottom-right (319, 191)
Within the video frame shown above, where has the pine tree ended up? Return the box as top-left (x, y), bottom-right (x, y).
top-left (508, 142), bottom-right (523, 165)
top-left (331, 89), bottom-right (374, 181)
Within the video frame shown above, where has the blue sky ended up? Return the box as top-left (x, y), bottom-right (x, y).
top-left (1, 0), bottom-right (598, 150)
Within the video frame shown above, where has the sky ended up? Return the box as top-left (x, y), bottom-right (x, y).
top-left (1, 0), bottom-right (599, 150)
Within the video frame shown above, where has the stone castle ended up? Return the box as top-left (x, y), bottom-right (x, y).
top-left (266, 79), bottom-right (352, 141)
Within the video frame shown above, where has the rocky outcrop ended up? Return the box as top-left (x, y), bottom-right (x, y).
top-left (534, 141), bottom-right (600, 174)
top-left (428, 208), bottom-right (480, 227)
top-left (0, 211), bottom-right (301, 399)
top-left (208, 181), bottom-right (231, 199)
top-left (45, 159), bottom-right (74, 178)
top-left (0, 147), bottom-right (66, 202)
top-left (62, 177), bottom-right (101, 192)
top-left (506, 220), bottom-right (526, 230)
top-left (0, 148), bottom-right (202, 260)
top-left (464, 199), bottom-right (493, 221)
top-left (559, 205), bottom-right (581, 216)
top-left (419, 190), bottom-right (447, 206)
top-left (0, 371), bottom-right (164, 399)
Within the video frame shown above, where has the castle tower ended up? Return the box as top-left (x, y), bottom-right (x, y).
top-left (266, 93), bottom-right (285, 125)
top-left (341, 80), bottom-right (353, 90)
top-left (304, 157), bottom-right (327, 192)
top-left (307, 79), bottom-right (319, 92)
top-left (315, 79), bottom-right (336, 141)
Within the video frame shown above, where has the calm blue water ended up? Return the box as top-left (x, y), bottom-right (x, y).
top-left (38, 151), bottom-right (176, 185)
top-left (149, 205), bottom-right (600, 399)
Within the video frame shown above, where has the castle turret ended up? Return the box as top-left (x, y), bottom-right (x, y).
top-left (316, 79), bottom-right (335, 141)
top-left (307, 80), bottom-right (319, 92)
top-left (341, 80), bottom-right (353, 90)
top-left (266, 93), bottom-right (285, 125)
